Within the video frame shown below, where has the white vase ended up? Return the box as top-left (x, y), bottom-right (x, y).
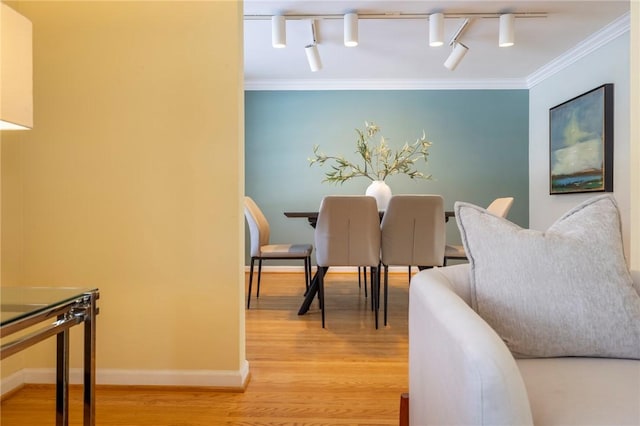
top-left (365, 180), bottom-right (392, 211)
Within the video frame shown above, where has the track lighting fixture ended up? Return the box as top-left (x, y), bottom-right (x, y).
top-left (250, 11), bottom-right (544, 72)
top-left (499, 13), bottom-right (515, 47)
top-left (429, 13), bottom-right (444, 47)
top-left (344, 12), bottom-right (358, 47)
top-left (444, 42), bottom-right (469, 71)
top-left (305, 20), bottom-right (322, 72)
top-left (271, 15), bottom-right (286, 48)
top-left (305, 44), bottom-right (322, 72)
top-left (443, 18), bottom-right (471, 71)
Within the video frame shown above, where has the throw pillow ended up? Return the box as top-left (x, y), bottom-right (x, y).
top-left (456, 194), bottom-right (640, 359)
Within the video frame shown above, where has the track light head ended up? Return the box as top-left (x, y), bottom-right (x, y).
top-left (304, 20), bottom-right (322, 71)
top-left (443, 18), bottom-right (471, 71)
top-left (429, 13), bottom-right (444, 47)
top-left (271, 15), bottom-right (286, 48)
top-left (344, 12), bottom-right (358, 47)
top-left (305, 44), bottom-right (322, 72)
top-left (444, 42), bottom-right (468, 71)
top-left (499, 13), bottom-right (515, 47)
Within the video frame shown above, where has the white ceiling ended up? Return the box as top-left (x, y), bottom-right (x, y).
top-left (243, 1), bottom-right (630, 89)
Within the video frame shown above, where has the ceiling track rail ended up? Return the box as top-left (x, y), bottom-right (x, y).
top-left (244, 12), bottom-right (547, 21)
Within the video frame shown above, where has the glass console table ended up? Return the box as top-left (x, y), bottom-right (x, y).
top-left (1, 287), bottom-right (99, 426)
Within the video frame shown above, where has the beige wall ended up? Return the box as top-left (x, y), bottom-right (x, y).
top-left (2, 0), bottom-right (246, 386)
top-left (0, 2), bottom-right (29, 379)
top-left (0, 126), bottom-right (26, 381)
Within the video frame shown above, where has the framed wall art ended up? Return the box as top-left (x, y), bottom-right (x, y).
top-left (549, 83), bottom-right (613, 194)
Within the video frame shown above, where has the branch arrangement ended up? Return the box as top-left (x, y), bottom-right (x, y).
top-left (309, 121), bottom-right (433, 184)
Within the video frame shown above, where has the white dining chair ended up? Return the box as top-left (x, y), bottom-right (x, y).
top-left (244, 196), bottom-right (313, 309)
top-left (314, 195), bottom-right (382, 328)
top-left (380, 195), bottom-right (446, 325)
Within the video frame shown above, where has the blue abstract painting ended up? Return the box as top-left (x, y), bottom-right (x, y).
top-left (549, 84), bottom-right (613, 194)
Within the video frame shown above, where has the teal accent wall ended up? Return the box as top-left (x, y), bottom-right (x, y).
top-left (245, 90), bottom-right (529, 265)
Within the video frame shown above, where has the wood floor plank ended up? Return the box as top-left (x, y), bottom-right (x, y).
top-left (1, 270), bottom-right (411, 425)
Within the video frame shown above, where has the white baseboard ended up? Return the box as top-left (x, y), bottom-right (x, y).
top-left (245, 265), bottom-right (416, 273)
top-left (1, 360), bottom-right (250, 395)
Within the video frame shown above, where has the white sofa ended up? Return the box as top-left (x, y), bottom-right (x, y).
top-left (408, 264), bottom-right (640, 426)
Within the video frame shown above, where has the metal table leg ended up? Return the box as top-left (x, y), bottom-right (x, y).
top-left (56, 327), bottom-right (70, 426)
top-left (83, 292), bottom-right (97, 426)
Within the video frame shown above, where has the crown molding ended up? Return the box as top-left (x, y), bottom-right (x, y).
top-left (244, 12), bottom-right (547, 21)
top-left (526, 12), bottom-right (630, 88)
top-left (244, 78), bottom-right (529, 91)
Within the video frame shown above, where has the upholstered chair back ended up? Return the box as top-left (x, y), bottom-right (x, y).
top-left (486, 197), bottom-right (514, 218)
top-left (244, 196), bottom-right (270, 257)
top-left (381, 195), bottom-right (446, 267)
top-left (315, 196), bottom-right (381, 267)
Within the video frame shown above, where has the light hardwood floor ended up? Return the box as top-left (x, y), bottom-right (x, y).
top-left (1, 270), bottom-right (411, 425)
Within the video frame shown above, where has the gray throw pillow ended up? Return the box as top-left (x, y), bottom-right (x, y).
top-left (456, 194), bottom-right (640, 359)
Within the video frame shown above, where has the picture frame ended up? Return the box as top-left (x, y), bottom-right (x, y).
top-left (549, 83), bottom-right (614, 194)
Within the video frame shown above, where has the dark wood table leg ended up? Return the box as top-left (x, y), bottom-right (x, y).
top-left (298, 266), bottom-right (327, 315)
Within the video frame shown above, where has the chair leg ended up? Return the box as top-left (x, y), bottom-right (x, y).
top-left (384, 264), bottom-right (389, 326)
top-left (373, 266), bottom-right (379, 329)
top-left (315, 267), bottom-right (324, 310)
top-left (256, 259), bottom-right (263, 298)
top-left (304, 262), bottom-right (312, 297)
top-left (379, 265), bottom-right (382, 310)
top-left (304, 257), bottom-right (310, 292)
top-left (373, 266), bottom-right (382, 311)
top-left (318, 266), bottom-right (326, 328)
top-left (370, 267), bottom-right (375, 311)
top-left (247, 258), bottom-right (255, 309)
top-left (358, 266), bottom-right (362, 288)
top-left (363, 267), bottom-right (368, 297)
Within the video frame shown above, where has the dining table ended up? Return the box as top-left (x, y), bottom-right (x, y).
top-left (284, 210), bottom-right (455, 315)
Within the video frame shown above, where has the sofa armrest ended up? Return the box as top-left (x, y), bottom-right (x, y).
top-left (429, 263), bottom-right (473, 305)
top-left (409, 267), bottom-right (533, 425)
